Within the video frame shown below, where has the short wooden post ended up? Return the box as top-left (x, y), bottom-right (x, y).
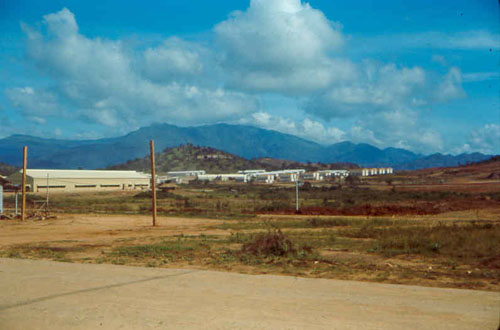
top-left (150, 140), bottom-right (157, 227)
top-left (21, 146), bottom-right (27, 221)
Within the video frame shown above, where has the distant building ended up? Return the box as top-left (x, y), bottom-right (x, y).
top-left (7, 169), bottom-right (150, 192)
top-left (254, 174), bottom-right (275, 184)
top-left (237, 169), bottom-right (266, 175)
top-left (167, 170), bottom-right (205, 177)
top-left (317, 170), bottom-right (349, 177)
top-left (218, 174), bottom-right (249, 182)
top-left (196, 154), bottom-right (232, 160)
top-left (278, 173), bottom-right (299, 182)
top-left (301, 172), bottom-right (323, 181)
top-left (196, 174), bottom-right (219, 182)
top-left (350, 168), bottom-right (393, 177)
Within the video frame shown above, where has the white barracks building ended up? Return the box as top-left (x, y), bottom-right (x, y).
top-left (7, 169), bottom-right (150, 192)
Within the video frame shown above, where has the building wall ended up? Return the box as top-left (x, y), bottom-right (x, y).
top-left (32, 177), bottom-right (150, 192)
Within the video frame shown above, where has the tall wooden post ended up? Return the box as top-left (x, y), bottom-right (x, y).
top-left (150, 140), bottom-right (157, 227)
top-left (21, 146), bottom-right (27, 221)
top-left (295, 178), bottom-right (299, 213)
top-left (46, 173), bottom-right (49, 213)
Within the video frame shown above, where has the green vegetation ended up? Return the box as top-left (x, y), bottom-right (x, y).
top-left (106, 143), bottom-right (359, 174)
top-left (108, 144), bottom-right (268, 174)
top-left (340, 222), bottom-right (500, 261)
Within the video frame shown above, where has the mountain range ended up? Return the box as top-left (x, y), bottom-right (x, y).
top-left (0, 123), bottom-right (491, 170)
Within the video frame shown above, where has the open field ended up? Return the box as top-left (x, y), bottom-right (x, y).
top-left (1, 169), bottom-right (500, 292)
top-left (3, 178), bottom-right (500, 217)
top-left (1, 210), bottom-right (499, 291)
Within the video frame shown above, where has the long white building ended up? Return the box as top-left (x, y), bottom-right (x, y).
top-left (7, 169), bottom-right (150, 192)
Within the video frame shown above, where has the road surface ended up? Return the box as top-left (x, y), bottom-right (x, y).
top-left (0, 258), bottom-right (498, 329)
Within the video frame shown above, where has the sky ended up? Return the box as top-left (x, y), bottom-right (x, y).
top-left (0, 0), bottom-right (499, 155)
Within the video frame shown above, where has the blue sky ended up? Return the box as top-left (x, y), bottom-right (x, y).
top-left (1, 0), bottom-right (499, 155)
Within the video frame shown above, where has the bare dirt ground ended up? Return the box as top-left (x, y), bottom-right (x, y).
top-left (0, 258), bottom-right (498, 330)
top-left (4, 211), bottom-right (489, 248)
top-left (1, 211), bottom-right (499, 291)
top-left (0, 214), bottom-right (226, 247)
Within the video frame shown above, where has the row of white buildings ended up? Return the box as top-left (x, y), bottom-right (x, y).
top-left (2, 166), bottom-right (394, 193)
top-left (162, 167), bottom-right (393, 185)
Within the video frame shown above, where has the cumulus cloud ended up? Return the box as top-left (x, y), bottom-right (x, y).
top-left (241, 109), bottom-right (444, 153)
top-left (458, 124), bottom-right (500, 154)
top-left (306, 63), bottom-right (466, 121)
top-left (142, 37), bottom-right (207, 83)
top-left (5, 86), bottom-right (62, 121)
top-left (307, 62), bottom-right (427, 118)
top-left (435, 67), bottom-right (465, 102)
top-left (17, 8), bottom-right (257, 130)
top-left (214, 0), bottom-right (354, 94)
top-left (5, 3), bottom-right (474, 155)
top-left (347, 109), bottom-right (444, 153)
top-left (242, 112), bottom-right (345, 144)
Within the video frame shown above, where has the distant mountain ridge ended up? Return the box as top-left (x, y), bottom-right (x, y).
top-left (0, 123), bottom-right (491, 170)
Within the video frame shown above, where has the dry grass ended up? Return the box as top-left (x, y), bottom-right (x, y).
top-left (3, 216), bottom-right (498, 291)
top-left (1, 179), bottom-right (499, 291)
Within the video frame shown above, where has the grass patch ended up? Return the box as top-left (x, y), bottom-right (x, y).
top-left (1, 245), bottom-right (83, 262)
top-left (111, 241), bottom-right (198, 258)
top-left (339, 222), bottom-right (500, 261)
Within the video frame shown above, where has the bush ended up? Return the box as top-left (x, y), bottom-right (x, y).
top-left (242, 230), bottom-right (295, 257)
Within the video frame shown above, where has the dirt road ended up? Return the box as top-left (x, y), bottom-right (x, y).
top-left (0, 258), bottom-right (498, 329)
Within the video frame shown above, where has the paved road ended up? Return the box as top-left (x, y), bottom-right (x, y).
top-left (0, 258), bottom-right (498, 329)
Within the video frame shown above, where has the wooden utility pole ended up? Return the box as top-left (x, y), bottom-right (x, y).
top-left (295, 178), bottom-right (299, 213)
top-left (150, 140), bottom-right (157, 226)
top-left (46, 173), bottom-right (49, 213)
top-left (21, 146), bottom-right (27, 221)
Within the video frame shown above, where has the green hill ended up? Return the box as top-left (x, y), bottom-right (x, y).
top-left (0, 162), bottom-right (18, 176)
top-left (107, 144), bottom-right (269, 174)
top-left (107, 144), bottom-right (361, 174)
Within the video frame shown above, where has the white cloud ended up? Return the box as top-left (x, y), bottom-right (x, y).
top-left (441, 30), bottom-right (500, 50)
top-left (435, 67), bottom-right (465, 102)
top-left (431, 55), bottom-right (447, 66)
top-left (214, 0), bottom-right (354, 94)
top-left (346, 109), bottom-right (444, 154)
top-left (463, 72), bottom-right (500, 83)
top-left (5, 4), bottom-right (475, 155)
top-left (242, 109), bottom-right (444, 154)
top-left (307, 62), bottom-right (427, 118)
top-left (16, 8), bottom-right (257, 130)
top-left (242, 112), bottom-right (345, 144)
top-left (5, 86), bottom-right (61, 120)
top-left (142, 37), bottom-right (206, 83)
top-left (363, 30), bottom-right (500, 51)
top-left (461, 124), bottom-right (500, 154)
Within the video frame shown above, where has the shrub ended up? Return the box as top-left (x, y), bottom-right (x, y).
top-left (242, 230), bottom-right (295, 257)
